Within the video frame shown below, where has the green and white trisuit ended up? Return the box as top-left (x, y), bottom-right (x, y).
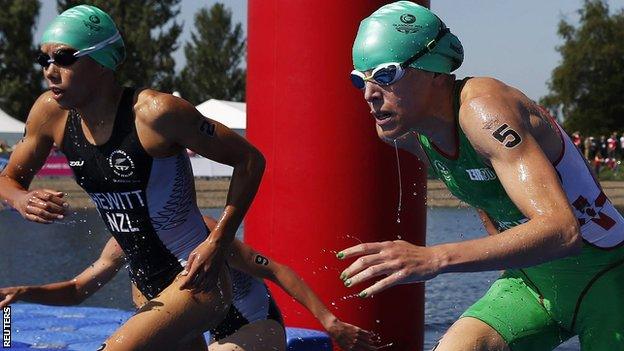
top-left (421, 78), bottom-right (624, 351)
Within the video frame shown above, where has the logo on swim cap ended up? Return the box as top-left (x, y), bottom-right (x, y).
top-left (400, 14), bottom-right (416, 24)
top-left (89, 15), bottom-right (100, 24)
top-left (394, 15), bottom-right (421, 34)
top-left (83, 20), bottom-right (101, 31)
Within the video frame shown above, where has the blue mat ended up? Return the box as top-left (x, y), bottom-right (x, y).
top-left (6, 303), bottom-right (331, 350)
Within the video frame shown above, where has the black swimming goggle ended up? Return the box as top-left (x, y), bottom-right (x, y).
top-left (36, 32), bottom-right (122, 69)
top-left (350, 26), bottom-right (450, 89)
top-left (37, 48), bottom-right (83, 68)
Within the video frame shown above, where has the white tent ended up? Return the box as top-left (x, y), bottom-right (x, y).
top-left (192, 99), bottom-right (246, 177)
top-left (195, 99), bottom-right (246, 132)
top-left (0, 108), bottom-right (25, 146)
top-left (0, 108), bottom-right (25, 133)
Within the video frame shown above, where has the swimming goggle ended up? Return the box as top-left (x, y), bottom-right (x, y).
top-left (350, 27), bottom-right (450, 89)
top-left (37, 32), bottom-right (121, 68)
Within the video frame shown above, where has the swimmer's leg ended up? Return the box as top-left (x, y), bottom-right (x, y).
top-left (209, 319), bottom-right (286, 351)
top-left (130, 286), bottom-right (210, 351)
top-left (437, 270), bottom-right (573, 351)
top-left (102, 266), bottom-right (232, 351)
top-left (575, 259), bottom-right (624, 351)
top-left (434, 317), bottom-right (509, 351)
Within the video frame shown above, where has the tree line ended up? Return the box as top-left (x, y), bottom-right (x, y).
top-left (539, 0), bottom-right (623, 135)
top-left (0, 0), bottom-right (245, 121)
top-left (1, 0), bottom-right (623, 135)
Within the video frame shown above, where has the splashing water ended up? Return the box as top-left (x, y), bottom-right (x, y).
top-left (344, 234), bottom-right (363, 244)
top-left (339, 293), bottom-right (361, 301)
top-left (377, 342), bottom-right (395, 350)
top-left (393, 139), bottom-right (402, 224)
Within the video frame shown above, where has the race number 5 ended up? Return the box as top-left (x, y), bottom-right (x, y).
top-left (492, 124), bottom-right (522, 148)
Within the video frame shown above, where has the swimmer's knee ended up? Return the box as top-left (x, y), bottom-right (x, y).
top-left (435, 317), bottom-right (509, 351)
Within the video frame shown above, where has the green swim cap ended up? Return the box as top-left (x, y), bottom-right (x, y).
top-left (41, 5), bottom-right (125, 70)
top-left (352, 1), bottom-right (463, 74)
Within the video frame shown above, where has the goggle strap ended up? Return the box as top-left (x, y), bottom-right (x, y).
top-left (401, 26), bottom-right (450, 69)
top-left (74, 31), bottom-right (121, 58)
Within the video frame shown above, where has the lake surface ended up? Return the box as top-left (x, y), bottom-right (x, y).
top-left (0, 207), bottom-right (579, 350)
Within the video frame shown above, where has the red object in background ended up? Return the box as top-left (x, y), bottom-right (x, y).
top-left (246, 1), bottom-right (428, 350)
top-left (37, 154), bottom-right (72, 177)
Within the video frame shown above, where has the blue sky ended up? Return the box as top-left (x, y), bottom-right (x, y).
top-left (35, 0), bottom-right (624, 101)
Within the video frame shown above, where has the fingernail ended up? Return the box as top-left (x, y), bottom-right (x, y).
top-left (336, 252), bottom-right (344, 259)
top-left (181, 270), bottom-right (188, 275)
top-left (340, 272), bottom-right (346, 280)
top-left (359, 291), bottom-right (367, 298)
top-left (344, 279), bottom-right (351, 287)
top-left (57, 215), bottom-right (64, 219)
top-left (63, 203), bottom-right (69, 207)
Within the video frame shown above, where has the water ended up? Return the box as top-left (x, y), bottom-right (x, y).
top-left (425, 208), bottom-right (579, 350)
top-left (393, 140), bottom-right (402, 224)
top-left (0, 207), bottom-right (580, 350)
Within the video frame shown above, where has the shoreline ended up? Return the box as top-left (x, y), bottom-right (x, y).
top-left (13, 177), bottom-right (624, 211)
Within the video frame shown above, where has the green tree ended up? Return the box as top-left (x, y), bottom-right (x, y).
top-left (57, 0), bottom-right (182, 92)
top-left (540, 0), bottom-right (624, 135)
top-left (178, 3), bottom-right (246, 104)
top-left (0, 0), bottom-right (43, 121)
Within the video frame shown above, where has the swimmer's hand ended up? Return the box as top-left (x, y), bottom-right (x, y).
top-left (14, 189), bottom-right (68, 224)
top-left (179, 240), bottom-right (225, 293)
top-left (324, 317), bottom-right (379, 351)
top-left (338, 240), bottom-right (440, 297)
top-left (0, 286), bottom-right (23, 308)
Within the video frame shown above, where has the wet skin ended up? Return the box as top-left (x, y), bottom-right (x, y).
top-left (339, 70), bottom-right (583, 350)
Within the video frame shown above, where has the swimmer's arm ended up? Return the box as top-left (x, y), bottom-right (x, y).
top-left (433, 97), bottom-right (582, 273)
top-left (0, 237), bottom-right (124, 307)
top-left (226, 240), bottom-right (340, 329)
top-left (150, 93), bottom-right (264, 248)
top-left (0, 93), bottom-right (58, 205)
top-left (475, 209), bottom-right (500, 236)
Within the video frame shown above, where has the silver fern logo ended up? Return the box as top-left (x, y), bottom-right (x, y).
top-left (150, 154), bottom-right (193, 230)
top-left (108, 150), bottom-right (135, 178)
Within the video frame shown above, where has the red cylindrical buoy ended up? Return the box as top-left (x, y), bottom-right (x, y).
top-left (246, 1), bottom-right (429, 350)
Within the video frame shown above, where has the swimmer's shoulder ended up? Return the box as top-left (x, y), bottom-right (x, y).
top-left (456, 77), bottom-right (532, 158)
top-left (459, 77), bottom-right (524, 108)
top-left (133, 88), bottom-right (197, 129)
top-left (25, 90), bottom-right (70, 140)
top-left (459, 77), bottom-right (553, 131)
top-left (457, 77), bottom-right (533, 129)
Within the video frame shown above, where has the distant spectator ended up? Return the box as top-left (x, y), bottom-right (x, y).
top-left (572, 131), bottom-right (583, 153)
top-left (584, 136), bottom-right (592, 160)
top-left (607, 132), bottom-right (617, 159)
top-left (594, 152), bottom-right (605, 175)
top-left (599, 136), bottom-right (608, 158)
top-left (619, 132), bottom-right (624, 159)
top-left (589, 136), bottom-right (599, 160)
